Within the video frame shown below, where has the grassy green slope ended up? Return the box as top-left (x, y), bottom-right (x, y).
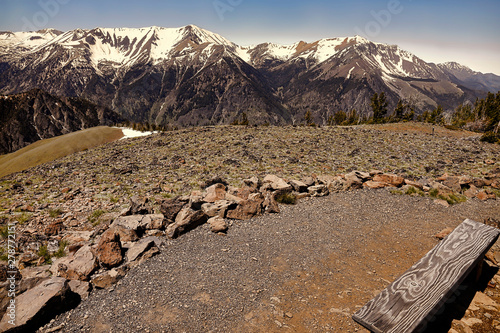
top-left (0, 126), bottom-right (124, 178)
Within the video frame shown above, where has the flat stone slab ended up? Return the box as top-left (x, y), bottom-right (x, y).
top-left (0, 277), bottom-right (76, 332)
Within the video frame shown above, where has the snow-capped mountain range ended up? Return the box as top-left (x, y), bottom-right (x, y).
top-left (1, 24), bottom-right (499, 127)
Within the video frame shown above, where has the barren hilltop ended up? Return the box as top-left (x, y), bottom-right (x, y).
top-left (1, 123), bottom-right (500, 332)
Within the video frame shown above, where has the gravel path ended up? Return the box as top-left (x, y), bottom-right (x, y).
top-left (47, 189), bottom-right (500, 332)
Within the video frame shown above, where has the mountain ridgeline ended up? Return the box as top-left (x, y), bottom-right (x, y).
top-left (0, 89), bottom-right (122, 154)
top-left (1, 25), bottom-right (499, 128)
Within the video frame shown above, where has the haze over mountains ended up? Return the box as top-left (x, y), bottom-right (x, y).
top-left (1, 24), bottom-right (499, 129)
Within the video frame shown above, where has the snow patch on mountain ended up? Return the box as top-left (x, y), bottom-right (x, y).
top-left (119, 128), bottom-right (156, 139)
top-left (0, 29), bottom-right (62, 53)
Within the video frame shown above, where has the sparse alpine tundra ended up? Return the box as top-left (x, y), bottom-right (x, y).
top-left (1, 25), bottom-right (499, 126)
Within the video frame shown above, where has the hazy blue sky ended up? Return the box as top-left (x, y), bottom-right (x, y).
top-left (1, 0), bottom-right (499, 74)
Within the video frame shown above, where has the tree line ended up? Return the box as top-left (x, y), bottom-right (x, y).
top-left (301, 91), bottom-right (499, 143)
top-left (116, 91), bottom-right (500, 144)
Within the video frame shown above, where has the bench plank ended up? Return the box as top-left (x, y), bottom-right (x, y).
top-left (352, 219), bottom-right (500, 333)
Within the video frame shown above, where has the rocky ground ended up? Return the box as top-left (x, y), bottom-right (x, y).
top-left (0, 122), bottom-right (499, 332)
top-left (40, 191), bottom-right (500, 332)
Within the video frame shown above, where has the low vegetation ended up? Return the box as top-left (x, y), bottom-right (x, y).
top-left (54, 240), bottom-right (69, 258)
top-left (88, 209), bottom-right (106, 226)
top-left (276, 192), bottom-right (297, 205)
top-left (49, 208), bottom-right (63, 218)
top-left (37, 245), bottom-right (51, 263)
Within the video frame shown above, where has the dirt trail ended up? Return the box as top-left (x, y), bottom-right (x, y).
top-left (49, 189), bottom-right (500, 332)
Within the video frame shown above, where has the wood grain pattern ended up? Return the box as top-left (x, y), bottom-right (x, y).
top-left (352, 219), bottom-right (500, 333)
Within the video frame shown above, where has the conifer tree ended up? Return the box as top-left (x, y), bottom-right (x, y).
top-left (394, 99), bottom-right (404, 121)
top-left (371, 92), bottom-right (388, 123)
top-left (304, 110), bottom-right (314, 126)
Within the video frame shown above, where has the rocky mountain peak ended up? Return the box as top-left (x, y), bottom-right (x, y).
top-left (0, 25), bottom-right (499, 129)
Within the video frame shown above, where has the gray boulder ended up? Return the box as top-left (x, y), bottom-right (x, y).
top-left (166, 208), bottom-right (208, 238)
top-left (262, 175), bottom-right (292, 192)
top-left (0, 277), bottom-right (78, 332)
top-left (308, 185), bottom-right (330, 197)
top-left (126, 239), bottom-right (160, 263)
top-left (51, 245), bottom-right (98, 281)
top-left (208, 216), bottom-right (229, 233)
top-left (289, 180), bottom-right (308, 193)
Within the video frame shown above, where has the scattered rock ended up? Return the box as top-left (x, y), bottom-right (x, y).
top-left (166, 208), bottom-right (207, 238)
top-left (228, 186), bottom-right (254, 200)
top-left (126, 239), bottom-right (159, 263)
top-left (369, 170), bottom-right (383, 177)
top-left (141, 214), bottom-right (166, 230)
top-left (373, 173), bottom-right (404, 187)
top-left (471, 292), bottom-right (500, 311)
top-left (472, 178), bottom-right (487, 188)
top-left (226, 193), bottom-right (264, 220)
top-left (159, 199), bottom-right (186, 222)
top-left (18, 266), bottom-right (51, 293)
top-left (327, 178), bottom-right (345, 193)
top-left (343, 172), bottom-right (363, 190)
top-left (92, 267), bottom-right (128, 289)
top-left (442, 176), bottom-right (462, 193)
top-left (96, 230), bottom-right (123, 268)
top-left (0, 277), bottom-right (77, 332)
top-left (44, 220), bottom-right (64, 236)
top-left (111, 215), bottom-right (145, 232)
top-left (347, 171), bottom-right (371, 182)
top-left (201, 200), bottom-right (235, 218)
top-left (208, 216), bottom-right (229, 233)
top-left (189, 191), bottom-right (206, 210)
top-left (62, 231), bottom-right (93, 244)
top-left (225, 192), bottom-right (244, 204)
top-left (243, 176), bottom-right (261, 190)
top-left (344, 171), bottom-right (362, 184)
top-left (68, 280), bottom-right (91, 300)
top-left (477, 190), bottom-right (496, 201)
top-left (464, 184), bottom-right (479, 198)
top-left (51, 245), bottom-right (98, 281)
top-left (204, 184), bottom-right (227, 203)
top-left (289, 180), bottom-right (308, 193)
top-left (429, 181), bottom-right (453, 195)
top-left (308, 185), bottom-right (329, 197)
top-left (363, 181), bottom-right (388, 189)
top-left (110, 225), bottom-right (139, 242)
top-left (435, 227), bottom-right (454, 240)
top-left (263, 191), bottom-right (280, 213)
top-left (404, 179), bottom-right (423, 189)
top-left (461, 318), bottom-right (483, 327)
top-left (295, 192), bottom-right (311, 200)
top-left (316, 175), bottom-right (337, 186)
top-left (434, 199), bottom-right (450, 207)
top-left (301, 176), bottom-right (315, 187)
top-left (262, 175), bottom-right (292, 192)
top-left (452, 319), bottom-right (474, 333)
top-left (18, 252), bottom-right (39, 267)
top-left (127, 195), bottom-right (153, 215)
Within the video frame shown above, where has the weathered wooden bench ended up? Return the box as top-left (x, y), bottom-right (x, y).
top-left (352, 218), bottom-right (500, 333)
